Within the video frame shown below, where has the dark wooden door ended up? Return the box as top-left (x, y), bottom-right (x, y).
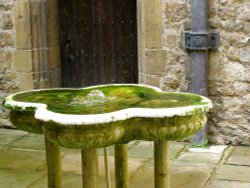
top-left (59, 0), bottom-right (138, 87)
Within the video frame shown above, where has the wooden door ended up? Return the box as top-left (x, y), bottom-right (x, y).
top-left (59, 0), bottom-right (138, 87)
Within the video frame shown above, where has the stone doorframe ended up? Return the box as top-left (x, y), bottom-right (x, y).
top-left (14, 0), bottom-right (61, 90)
top-left (13, 0), bottom-right (163, 90)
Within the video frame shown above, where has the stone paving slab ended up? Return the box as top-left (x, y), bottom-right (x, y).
top-left (98, 141), bottom-right (186, 160)
top-left (130, 160), bottom-right (215, 188)
top-left (61, 153), bottom-right (147, 178)
top-left (177, 151), bottom-right (222, 164)
top-left (27, 174), bottom-right (84, 188)
top-left (226, 146), bottom-right (250, 166)
top-left (171, 160), bottom-right (215, 188)
top-left (226, 155), bottom-right (250, 166)
top-left (1, 129), bottom-right (250, 188)
top-left (214, 165), bottom-right (250, 183)
top-left (188, 145), bottom-right (228, 154)
top-left (8, 134), bottom-right (45, 151)
top-left (207, 180), bottom-right (250, 188)
top-left (129, 165), bottom-right (154, 188)
top-left (0, 129), bottom-right (27, 147)
top-left (28, 174), bottom-right (119, 188)
top-left (230, 146), bottom-right (250, 156)
top-left (0, 169), bottom-right (44, 188)
top-left (0, 149), bottom-right (46, 172)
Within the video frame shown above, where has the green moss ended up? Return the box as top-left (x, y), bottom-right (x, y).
top-left (10, 85), bottom-right (205, 115)
top-left (9, 111), bottom-right (43, 134)
top-left (189, 140), bottom-right (210, 148)
top-left (41, 113), bottom-right (206, 149)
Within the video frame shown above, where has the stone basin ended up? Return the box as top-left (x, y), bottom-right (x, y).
top-left (4, 84), bottom-right (212, 149)
top-left (3, 84), bottom-right (212, 188)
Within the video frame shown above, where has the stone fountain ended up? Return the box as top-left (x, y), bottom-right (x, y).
top-left (3, 84), bottom-right (212, 188)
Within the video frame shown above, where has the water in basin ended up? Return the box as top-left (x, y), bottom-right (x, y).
top-left (71, 90), bottom-right (116, 106)
top-left (10, 85), bottom-right (205, 115)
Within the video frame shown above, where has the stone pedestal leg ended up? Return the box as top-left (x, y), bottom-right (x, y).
top-left (115, 144), bottom-right (128, 188)
top-left (154, 141), bottom-right (170, 188)
top-left (104, 147), bottom-right (111, 188)
top-left (81, 149), bottom-right (99, 188)
top-left (45, 137), bottom-right (62, 188)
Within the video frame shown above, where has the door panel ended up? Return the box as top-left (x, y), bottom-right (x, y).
top-left (59, 0), bottom-right (138, 87)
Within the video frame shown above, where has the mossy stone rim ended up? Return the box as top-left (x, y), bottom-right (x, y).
top-left (3, 84), bottom-right (213, 125)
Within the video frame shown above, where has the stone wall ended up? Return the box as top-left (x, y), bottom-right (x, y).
top-left (157, 0), bottom-right (249, 145)
top-left (161, 0), bottom-right (190, 92)
top-left (0, 0), bottom-right (18, 126)
top-left (0, 0), bottom-right (62, 127)
top-left (208, 0), bottom-right (250, 145)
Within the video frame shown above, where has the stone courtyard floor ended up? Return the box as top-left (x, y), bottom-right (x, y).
top-left (0, 128), bottom-right (250, 188)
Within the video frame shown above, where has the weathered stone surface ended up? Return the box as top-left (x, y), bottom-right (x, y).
top-left (9, 133), bottom-right (45, 151)
top-left (14, 0), bottom-right (32, 49)
top-left (13, 50), bottom-right (33, 72)
top-left (141, 50), bottom-right (167, 75)
top-left (0, 149), bottom-right (45, 171)
top-left (177, 151), bottom-right (221, 164)
top-left (49, 68), bottom-right (62, 87)
top-left (0, 0), bottom-right (19, 125)
top-left (47, 47), bottom-right (61, 71)
top-left (143, 0), bottom-right (163, 49)
top-left (208, 180), bottom-right (250, 188)
top-left (171, 160), bottom-right (215, 188)
top-left (0, 49), bottom-right (3, 71)
top-left (0, 31), bottom-right (14, 47)
top-left (237, 5), bottom-right (250, 21)
top-left (0, 170), bottom-right (44, 188)
top-left (1, 131), bottom-right (250, 188)
top-left (239, 46), bottom-right (250, 63)
top-left (46, 0), bottom-right (60, 47)
top-left (139, 73), bottom-right (162, 88)
top-left (161, 64), bottom-right (187, 92)
top-left (62, 153), bottom-right (146, 179)
top-left (18, 73), bottom-right (34, 90)
top-left (2, 12), bottom-right (13, 30)
top-left (226, 155), bottom-right (250, 166)
top-left (243, 22), bottom-right (250, 33)
top-left (0, 129), bottom-right (27, 147)
top-left (214, 165), bottom-right (250, 182)
top-left (206, 1), bottom-right (250, 145)
top-left (208, 95), bottom-right (250, 145)
top-left (230, 146), bottom-right (250, 156)
top-left (27, 174), bottom-right (83, 188)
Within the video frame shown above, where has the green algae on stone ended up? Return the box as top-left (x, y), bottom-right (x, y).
top-left (3, 84), bottom-right (213, 188)
top-left (6, 85), bottom-right (207, 115)
top-left (42, 113), bottom-right (206, 149)
top-left (3, 84), bottom-right (212, 147)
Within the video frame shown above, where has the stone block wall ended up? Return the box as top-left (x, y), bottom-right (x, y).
top-left (0, 0), bottom-right (18, 126)
top-left (0, 0), bottom-right (62, 127)
top-left (207, 0), bottom-right (250, 145)
top-left (156, 0), bottom-right (249, 145)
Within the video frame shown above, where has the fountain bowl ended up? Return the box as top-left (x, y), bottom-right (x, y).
top-left (3, 84), bottom-right (212, 149)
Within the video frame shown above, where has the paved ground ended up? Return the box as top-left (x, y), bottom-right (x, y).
top-left (0, 128), bottom-right (249, 188)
